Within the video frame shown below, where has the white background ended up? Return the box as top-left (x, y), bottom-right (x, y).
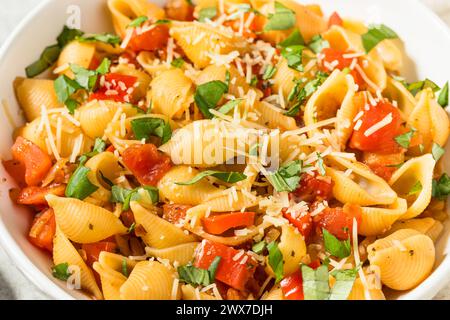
top-left (0, 0), bottom-right (449, 300)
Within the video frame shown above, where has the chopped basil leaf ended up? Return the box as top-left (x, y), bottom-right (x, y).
top-left (282, 45), bottom-right (305, 72)
top-left (54, 74), bottom-right (83, 113)
top-left (130, 117), bottom-right (172, 144)
top-left (266, 160), bottom-right (303, 192)
top-left (155, 19), bottom-right (171, 25)
top-left (264, 2), bottom-right (296, 31)
top-left (78, 33), bottom-right (121, 46)
top-left (432, 173), bottom-right (450, 200)
top-left (194, 80), bottom-right (228, 119)
top-left (65, 165), bottom-right (99, 200)
top-left (394, 130), bottom-right (415, 149)
top-left (198, 7), bottom-right (218, 22)
top-left (96, 58), bottom-right (111, 75)
top-left (408, 78), bottom-right (440, 96)
top-left (328, 268), bottom-right (358, 300)
top-left (70, 64), bottom-right (98, 91)
top-left (176, 170), bottom-right (247, 185)
top-left (361, 24), bottom-right (399, 53)
top-left (52, 263), bottom-right (72, 281)
top-left (279, 29), bottom-right (305, 47)
top-left (252, 241), bottom-right (266, 254)
top-left (171, 58), bottom-right (185, 68)
top-left (267, 241), bottom-right (284, 283)
top-left (178, 264), bottom-right (211, 287)
top-left (308, 35), bottom-right (330, 54)
top-left (208, 256), bottom-right (221, 282)
top-left (302, 264), bottom-right (330, 300)
top-left (323, 229), bottom-right (351, 259)
top-left (316, 153), bottom-right (326, 176)
top-left (111, 186), bottom-right (159, 211)
top-left (250, 75), bottom-right (258, 87)
top-left (284, 102), bottom-right (301, 117)
top-left (262, 65), bottom-right (277, 80)
top-left (121, 259), bottom-right (128, 277)
top-left (438, 82), bottom-right (449, 107)
top-left (81, 138), bottom-right (106, 162)
top-left (127, 222), bottom-right (136, 234)
top-left (408, 181), bottom-right (423, 196)
top-left (128, 16), bottom-right (149, 28)
top-left (432, 142), bottom-right (445, 161)
top-left (216, 99), bottom-right (244, 115)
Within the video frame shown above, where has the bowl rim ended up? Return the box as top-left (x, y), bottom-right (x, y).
top-left (0, 0), bottom-right (449, 300)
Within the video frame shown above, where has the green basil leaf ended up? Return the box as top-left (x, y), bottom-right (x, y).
top-left (70, 64), bottom-right (98, 91)
top-left (216, 99), bottom-right (244, 115)
top-left (394, 130), bottom-right (415, 149)
top-left (207, 256), bottom-right (222, 282)
top-left (178, 264), bottom-right (211, 287)
top-left (194, 80), bottom-right (228, 119)
top-left (308, 35), bottom-right (330, 54)
top-left (262, 65), bottom-right (277, 80)
top-left (57, 26), bottom-right (84, 48)
top-left (408, 78), bottom-right (440, 96)
top-left (111, 186), bottom-right (159, 211)
top-left (52, 263), bottom-right (72, 281)
top-left (130, 118), bottom-right (172, 144)
top-left (432, 142), bottom-right (445, 161)
top-left (281, 45), bottom-right (305, 72)
top-left (54, 74), bottom-right (82, 103)
top-left (121, 259), bottom-right (129, 277)
top-left (128, 16), bottom-right (149, 28)
top-left (362, 24), bottom-right (399, 53)
top-left (432, 173), bottom-right (450, 200)
top-left (408, 181), bottom-right (423, 196)
top-left (302, 264), bottom-right (330, 300)
top-left (78, 33), bottom-right (121, 46)
top-left (323, 229), bottom-right (351, 259)
top-left (198, 7), bottom-right (218, 22)
top-left (316, 152), bottom-right (326, 176)
top-left (252, 241), bottom-right (266, 254)
top-left (176, 170), bottom-right (247, 185)
top-left (96, 58), bottom-right (111, 75)
top-left (279, 29), bottom-right (305, 47)
top-left (267, 241), bottom-right (284, 283)
top-left (284, 102), bottom-right (301, 117)
top-left (65, 165), bottom-right (99, 200)
top-left (171, 58), bottom-right (185, 68)
top-left (264, 2), bottom-right (296, 31)
top-left (438, 82), bottom-right (449, 107)
top-left (266, 160), bottom-right (302, 192)
top-left (328, 268), bottom-right (358, 300)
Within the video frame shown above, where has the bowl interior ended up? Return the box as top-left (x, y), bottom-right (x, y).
top-left (0, 0), bottom-right (448, 300)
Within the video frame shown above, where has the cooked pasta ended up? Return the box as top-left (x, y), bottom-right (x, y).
top-left (5, 0), bottom-right (449, 301)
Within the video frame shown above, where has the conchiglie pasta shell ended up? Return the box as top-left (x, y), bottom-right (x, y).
top-left (149, 68), bottom-right (194, 119)
top-left (170, 21), bottom-right (248, 68)
top-left (145, 242), bottom-right (199, 265)
top-left (93, 262), bottom-right (127, 300)
top-left (120, 261), bottom-right (176, 300)
top-left (255, 101), bottom-right (297, 131)
top-left (107, 0), bottom-right (165, 37)
top-left (278, 224), bottom-right (306, 276)
top-left (157, 166), bottom-right (221, 205)
top-left (383, 218), bottom-right (443, 242)
top-left (347, 278), bottom-right (385, 300)
top-left (383, 77), bottom-right (416, 119)
top-left (111, 64), bottom-right (151, 100)
top-left (326, 156), bottom-right (397, 206)
top-left (56, 41), bottom-right (96, 78)
top-left (304, 70), bottom-right (357, 147)
top-left (14, 77), bottom-right (61, 121)
top-left (407, 89), bottom-right (450, 154)
top-left (272, 58), bottom-right (302, 98)
top-left (359, 197), bottom-right (407, 236)
top-left (47, 195), bottom-right (127, 243)
top-left (367, 229), bottom-right (435, 290)
top-left (131, 202), bottom-right (197, 248)
top-left (53, 228), bottom-right (103, 299)
top-left (181, 284), bottom-right (217, 300)
top-left (98, 251), bottom-right (138, 272)
top-left (389, 154), bottom-right (435, 220)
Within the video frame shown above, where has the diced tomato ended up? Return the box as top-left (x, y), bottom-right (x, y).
top-left (90, 73), bottom-right (138, 103)
top-left (28, 208), bottom-right (56, 252)
top-left (11, 137), bottom-right (52, 186)
top-left (280, 270), bottom-right (304, 300)
top-left (308, 259), bottom-right (321, 270)
top-left (363, 152), bottom-right (405, 181)
top-left (320, 48), bottom-right (364, 87)
top-left (126, 24), bottom-right (169, 52)
top-left (122, 143), bottom-right (172, 186)
top-left (290, 172), bottom-right (334, 203)
top-left (120, 210), bottom-right (135, 228)
top-left (203, 212), bottom-right (255, 235)
top-left (88, 55), bottom-right (102, 70)
top-left (82, 241), bottom-right (117, 268)
top-left (162, 204), bottom-right (192, 224)
top-left (106, 145), bottom-right (116, 153)
top-left (282, 208), bottom-right (313, 241)
top-left (2, 159), bottom-right (26, 187)
top-left (194, 240), bottom-right (257, 291)
top-left (314, 205), bottom-right (362, 240)
top-left (16, 184), bottom-right (66, 206)
top-left (328, 11), bottom-right (343, 28)
top-left (349, 101), bottom-right (403, 154)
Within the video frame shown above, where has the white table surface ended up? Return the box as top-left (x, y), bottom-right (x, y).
top-left (0, 0), bottom-right (449, 300)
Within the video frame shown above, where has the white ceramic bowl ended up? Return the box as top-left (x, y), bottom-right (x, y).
top-left (0, 0), bottom-right (449, 300)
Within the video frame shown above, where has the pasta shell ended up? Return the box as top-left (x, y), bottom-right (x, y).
top-left (53, 228), bottom-right (103, 299)
top-left (278, 224), bottom-right (306, 276)
top-left (359, 198), bottom-right (407, 236)
top-left (255, 101), bottom-right (297, 131)
top-left (120, 261), bottom-right (177, 300)
top-left (14, 78), bottom-right (61, 122)
top-left (389, 154), bottom-right (435, 219)
top-left (131, 201), bottom-right (197, 248)
top-left (383, 77), bottom-right (416, 119)
top-left (181, 284), bottom-right (217, 300)
top-left (145, 242), bottom-right (200, 265)
top-left (47, 195), bottom-right (127, 243)
top-left (272, 58), bottom-right (302, 98)
top-left (383, 217), bottom-right (443, 242)
top-left (92, 262), bottom-right (127, 300)
top-left (367, 229), bottom-right (435, 290)
top-left (56, 41), bottom-right (96, 78)
top-left (347, 268), bottom-right (385, 300)
top-left (326, 156), bottom-right (397, 206)
top-left (111, 64), bottom-right (151, 101)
